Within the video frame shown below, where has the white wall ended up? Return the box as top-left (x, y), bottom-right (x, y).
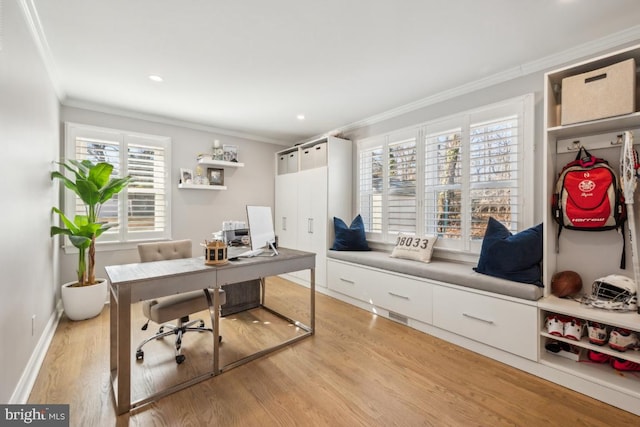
top-left (0, 0), bottom-right (60, 403)
top-left (59, 106), bottom-right (283, 284)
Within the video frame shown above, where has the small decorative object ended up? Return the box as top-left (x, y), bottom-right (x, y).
top-left (212, 139), bottom-right (224, 160)
top-left (223, 145), bottom-right (238, 162)
top-left (197, 153), bottom-right (213, 161)
top-left (180, 168), bottom-right (193, 184)
top-left (194, 165), bottom-right (207, 185)
top-left (208, 167), bottom-right (224, 186)
top-left (203, 239), bottom-right (228, 265)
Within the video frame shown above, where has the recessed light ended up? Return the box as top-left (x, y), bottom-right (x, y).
top-left (296, 114), bottom-right (305, 120)
top-left (148, 75), bottom-right (164, 82)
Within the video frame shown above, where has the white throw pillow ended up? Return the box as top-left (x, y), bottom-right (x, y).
top-left (390, 234), bottom-right (438, 263)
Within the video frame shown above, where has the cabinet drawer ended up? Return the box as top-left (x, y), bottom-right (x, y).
top-left (327, 260), bottom-right (433, 324)
top-left (327, 260), bottom-right (375, 302)
top-left (368, 271), bottom-right (432, 324)
top-left (433, 286), bottom-right (537, 360)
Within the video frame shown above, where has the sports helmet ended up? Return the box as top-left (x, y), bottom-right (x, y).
top-left (583, 274), bottom-right (637, 311)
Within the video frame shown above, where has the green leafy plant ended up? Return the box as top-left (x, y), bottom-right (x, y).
top-left (51, 160), bottom-right (133, 286)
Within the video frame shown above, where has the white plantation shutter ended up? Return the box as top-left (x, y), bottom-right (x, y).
top-left (468, 116), bottom-right (520, 241)
top-left (65, 123), bottom-right (171, 245)
top-left (358, 143), bottom-right (383, 234)
top-left (357, 94), bottom-right (533, 255)
top-left (424, 127), bottom-right (462, 242)
top-left (387, 136), bottom-right (417, 235)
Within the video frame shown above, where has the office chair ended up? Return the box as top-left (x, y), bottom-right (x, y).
top-left (135, 239), bottom-right (226, 364)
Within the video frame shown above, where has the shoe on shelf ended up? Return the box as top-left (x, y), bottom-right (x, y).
top-left (545, 315), bottom-right (565, 337)
top-left (587, 350), bottom-right (611, 364)
top-left (609, 328), bottom-right (640, 352)
top-left (611, 358), bottom-right (640, 371)
top-left (563, 318), bottom-right (585, 341)
top-left (587, 321), bottom-right (609, 346)
top-left (545, 339), bottom-right (572, 353)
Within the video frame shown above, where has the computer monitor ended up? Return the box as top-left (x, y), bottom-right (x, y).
top-left (246, 205), bottom-right (278, 255)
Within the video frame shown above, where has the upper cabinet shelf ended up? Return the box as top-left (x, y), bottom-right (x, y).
top-left (197, 158), bottom-right (244, 168)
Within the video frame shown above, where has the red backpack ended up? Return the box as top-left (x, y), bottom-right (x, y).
top-left (551, 147), bottom-right (627, 268)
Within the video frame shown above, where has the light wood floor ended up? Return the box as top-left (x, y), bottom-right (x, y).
top-left (29, 277), bottom-right (638, 426)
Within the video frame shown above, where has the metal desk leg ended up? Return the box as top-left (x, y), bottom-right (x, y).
top-left (115, 285), bottom-right (132, 415)
top-left (310, 268), bottom-right (315, 333)
top-left (203, 288), bottom-right (221, 375)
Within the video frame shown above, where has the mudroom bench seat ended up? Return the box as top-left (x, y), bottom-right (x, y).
top-left (326, 249), bottom-right (543, 301)
top-left (325, 249), bottom-right (543, 362)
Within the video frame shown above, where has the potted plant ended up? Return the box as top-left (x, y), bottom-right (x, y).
top-left (51, 160), bottom-right (133, 320)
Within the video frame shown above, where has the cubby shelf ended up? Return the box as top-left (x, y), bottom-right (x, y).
top-left (541, 43), bottom-right (640, 414)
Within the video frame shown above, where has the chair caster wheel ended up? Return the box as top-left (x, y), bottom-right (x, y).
top-left (136, 350), bottom-right (144, 361)
top-left (176, 355), bottom-right (185, 364)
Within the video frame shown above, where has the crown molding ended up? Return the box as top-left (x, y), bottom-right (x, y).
top-left (19, 0), bottom-right (65, 101)
top-left (311, 25), bottom-right (640, 143)
top-left (62, 98), bottom-right (289, 146)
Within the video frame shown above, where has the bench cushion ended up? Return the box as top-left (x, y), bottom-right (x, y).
top-left (327, 250), bottom-right (543, 301)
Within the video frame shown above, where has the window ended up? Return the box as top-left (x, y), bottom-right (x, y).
top-left (64, 123), bottom-right (171, 247)
top-left (357, 94), bottom-right (534, 256)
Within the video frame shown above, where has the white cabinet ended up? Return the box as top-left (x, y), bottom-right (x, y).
top-left (327, 259), bottom-right (434, 325)
top-left (433, 286), bottom-right (537, 360)
top-left (541, 44), bottom-right (640, 415)
top-left (275, 172), bottom-right (298, 248)
top-left (274, 136), bottom-right (352, 288)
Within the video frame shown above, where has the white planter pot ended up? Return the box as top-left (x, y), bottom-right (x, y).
top-left (61, 278), bottom-right (108, 321)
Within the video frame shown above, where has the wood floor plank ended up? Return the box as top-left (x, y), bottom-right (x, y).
top-left (28, 277), bottom-right (638, 426)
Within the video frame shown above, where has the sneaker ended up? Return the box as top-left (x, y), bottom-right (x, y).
top-left (563, 318), bottom-right (585, 341)
top-left (588, 350), bottom-right (611, 363)
top-left (609, 328), bottom-right (640, 352)
top-left (587, 321), bottom-right (609, 345)
top-left (611, 358), bottom-right (640, 371)
top-left (545, 339), bottom-right (571, 353)
top-left (546, 315), bottom-right (565, 337)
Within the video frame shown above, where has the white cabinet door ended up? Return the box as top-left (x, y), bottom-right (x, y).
top-left (296, 167), bottom-right (328, 286)
top-left (275, 173), bottom-right (298, 249)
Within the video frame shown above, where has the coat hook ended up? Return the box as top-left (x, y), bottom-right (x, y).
top-left (611, 134), bottom-right (624, 145)
top-left (567, 140), bottom-right (582, 151)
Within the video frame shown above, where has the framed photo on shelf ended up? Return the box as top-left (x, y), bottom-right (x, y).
top-left (223, 145), bottom-right (238, 162)
top-left (180, 168), bottom-right (193, 184)
top-left (208, 168), bottom-right (224, 186)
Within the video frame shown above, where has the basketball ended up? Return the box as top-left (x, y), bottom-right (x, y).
top-left (551, 270), bottom-right (583, 297)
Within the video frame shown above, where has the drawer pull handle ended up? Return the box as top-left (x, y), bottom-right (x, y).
top-left (463, 313), bottom-right (494, 324)
top-left (339, 278), bottom-right (355, 285)
top-left (388, 292), bottom-right (409, 300)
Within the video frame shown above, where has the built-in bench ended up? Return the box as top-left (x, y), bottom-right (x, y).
top-left (327, 249), bottom-right (543, 301)
top-left (325, 249), bottom-right (542, 362)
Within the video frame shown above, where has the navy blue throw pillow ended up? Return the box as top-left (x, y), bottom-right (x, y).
top-left (330, 215), bottom-right (371, 251)
top-left (474, 217), bottom-right (543, 286)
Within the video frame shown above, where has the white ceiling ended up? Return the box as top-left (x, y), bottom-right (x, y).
top-left (27, 1), bottom-right (640, 144)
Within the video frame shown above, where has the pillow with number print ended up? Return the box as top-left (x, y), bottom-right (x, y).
top-left (390, 234), bottom-right (438, 263)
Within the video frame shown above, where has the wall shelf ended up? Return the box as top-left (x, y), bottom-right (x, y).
top-left (178, 183), bottom-right (227, 190)
top-left (197, 158), bottom-right (244, 168)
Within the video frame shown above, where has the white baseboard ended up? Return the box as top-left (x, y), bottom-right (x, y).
top-left (9, 300), bottom-right (63, 404)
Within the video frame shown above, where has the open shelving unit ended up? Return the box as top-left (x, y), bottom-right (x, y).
top-left (178, 158), bottom-right (244, 190)
top-left (541, 43), bottom-right (640, 414)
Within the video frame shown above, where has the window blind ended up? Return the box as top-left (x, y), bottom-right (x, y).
top-left (387, 137), bottom-right (417, 235)
top-left (66, 123), bottom-right (171, 245)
